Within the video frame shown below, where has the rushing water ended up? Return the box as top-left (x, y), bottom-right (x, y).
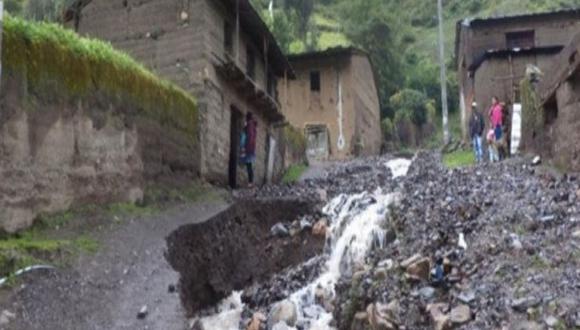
top-left (195, 158), bottom-right (412, 330)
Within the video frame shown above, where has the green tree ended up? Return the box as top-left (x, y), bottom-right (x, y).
top-left (336, 0), bottom-right (404, 118)
top-left (5, 0), bottom-right (25, 15)
top-left (390, 89), bottom-right (430, 127)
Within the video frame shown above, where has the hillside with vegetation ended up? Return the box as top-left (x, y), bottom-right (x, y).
top-left (251, 0), bottom-right (580, 147)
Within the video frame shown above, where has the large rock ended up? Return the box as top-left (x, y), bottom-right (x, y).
top-left (400, 254), bottom-right (422, 268)
top-left (271, 223), bottom-right (290, 238)
top-left (450, 305), bottom-right (471, 325)
top-left (268, 300), bottom-right (297, 328)
top-left (312, 218), bottom-right (329, 237)
top-left (367, 300), bottom-right (400, 330)
top-left (247, 312), bottom-right (266, 330)
top-left (405, 257), bottom-right (431, 281)
top-left (0, 310), bottom-right (16, 326)
top-left (426, 303), bottom-right (451, 330)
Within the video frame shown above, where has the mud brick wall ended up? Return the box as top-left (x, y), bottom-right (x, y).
top-left (351, 54), bottom-right (382, 157)
top-left (76, 0), bottom-right (285, 186)
top-left (280, 53), bottom-right (381, 160)
top-left (548, 74), bottom-right (580, 170)
top-left (0, 72), bottom-right (198, 233)
top-left (456, 13), bottom-right (580, 140)
top-left (474, 53), bottom-right (555, 122)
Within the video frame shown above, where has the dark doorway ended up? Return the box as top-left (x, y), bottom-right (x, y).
top-left (229, 107), bottom-right (243, 188)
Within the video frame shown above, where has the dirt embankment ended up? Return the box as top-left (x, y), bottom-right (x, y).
top-left (0, 71), bottom-right (198, 233)
top-left (165, 198), bottom-right (325, 316)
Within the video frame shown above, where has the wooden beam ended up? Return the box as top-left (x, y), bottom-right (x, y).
top-left (236, 0), bottom-right (240, 66)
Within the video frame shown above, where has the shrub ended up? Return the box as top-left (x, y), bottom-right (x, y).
top-left (381, 117), bottom-right (396, 141)
top-left (390, 88), bottom-right (430, 127)
top-left (393, 111), bottom-right (416, 147)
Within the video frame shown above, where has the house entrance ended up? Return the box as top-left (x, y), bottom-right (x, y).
top-left (228, 107), bottom-right (243, 188)
top-left (305, 124), bottom-right (330, 161)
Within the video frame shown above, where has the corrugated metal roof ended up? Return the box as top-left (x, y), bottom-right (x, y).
top-left (287, 46), bottom-right (367, 61)
top-left (455, 8), bottom-right (580, 66)
top-left (467, 7), bottom-right (580, 26)
top-left (468, 46), bottom-right (564, 72)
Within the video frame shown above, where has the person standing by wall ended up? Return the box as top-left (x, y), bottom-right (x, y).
top-left (487, 128), bottom-right (499, 163)
top-left (469, 102), bottom-right (485, 163)
top-left (242, 112), bottom-right (257, 188)
top-left (489, 96), bottom-right (504, 141)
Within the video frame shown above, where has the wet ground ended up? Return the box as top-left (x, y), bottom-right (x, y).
top-left (0, 201), bottom-right (229, 330)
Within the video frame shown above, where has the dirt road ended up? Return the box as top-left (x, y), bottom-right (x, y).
top-left (0, 201), bottom-right (229, 330)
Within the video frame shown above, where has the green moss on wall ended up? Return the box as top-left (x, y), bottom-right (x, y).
top-left (520, 77), bottom-right (542, 149)
top-left (1, 15), bottom-right (197, 139)
top-left (284, 125), bottom-right (307, 155)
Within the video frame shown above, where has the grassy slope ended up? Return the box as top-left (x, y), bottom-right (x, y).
top-left (307, 0), bottom-right (580, 62)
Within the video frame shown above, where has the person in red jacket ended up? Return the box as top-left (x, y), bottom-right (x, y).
top-left (242, 112), bottom-right (257, 187)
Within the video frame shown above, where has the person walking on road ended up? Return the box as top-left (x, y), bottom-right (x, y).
top-left (469, 102), bottom-right (485, 163)
top-left (242, 112), bottom-right (257, 188)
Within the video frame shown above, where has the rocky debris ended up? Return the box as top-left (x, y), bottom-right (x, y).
top-left (242, 256), bottom-right (325, 308)
top-left (326, 151), bottom-right (580, 329)
top-left (267, 300), bottom-right (297, 328)
top-left (220, 151), bottom-right (580, 329)
top-left (137, 305), bottom-right (148, 320)
top-left (544, 315), bottom-right (559, 328)
top-left (234, 156), bottom-right (401, 203)
top-left (510, 321), bottom-right (543, 330)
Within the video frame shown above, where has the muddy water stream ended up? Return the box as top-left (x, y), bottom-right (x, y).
top-left (193, 159), bottom-right (412, 330)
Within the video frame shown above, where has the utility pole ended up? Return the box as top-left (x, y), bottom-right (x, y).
top-left (0, 0), bottom-right (4, 91)
top-left (437, 0), bottom-right (450, 144)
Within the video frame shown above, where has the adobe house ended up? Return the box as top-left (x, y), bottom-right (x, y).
top-left (520, 31), bottom-right (580, 171)
top-left (455, 9), bottom-right (580, 142)
top-left (65, 0), bottom-right (295, 188)
top-left (279, 47), bottom-right (382, 160)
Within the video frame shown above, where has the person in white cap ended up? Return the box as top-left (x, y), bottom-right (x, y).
top-left (469, 102), bottom-right (484, 163)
